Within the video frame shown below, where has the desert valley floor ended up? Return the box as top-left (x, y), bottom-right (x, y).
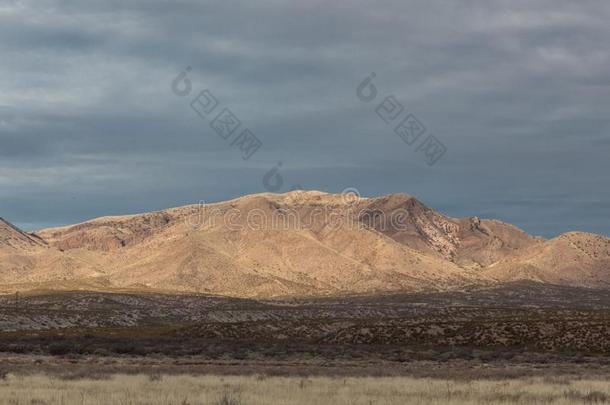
top-left (1, 282), bottom-right (610, 404)
top-left (1, 282), bottom-right (610, 373)
top-left (1, 192), bottom-right (609, 403)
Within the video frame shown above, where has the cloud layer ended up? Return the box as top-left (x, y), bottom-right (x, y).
top-left (1, 0), bottom-right (609, 236)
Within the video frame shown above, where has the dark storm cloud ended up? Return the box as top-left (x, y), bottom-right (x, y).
top-left (1, 0), bottom-right (609, 237)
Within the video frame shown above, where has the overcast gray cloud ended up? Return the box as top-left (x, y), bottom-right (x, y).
top-left (1, 0), bottom-right (609, 237)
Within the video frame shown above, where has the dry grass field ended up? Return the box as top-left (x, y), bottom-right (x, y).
top-left (0, 374), bottom-right (609, 405)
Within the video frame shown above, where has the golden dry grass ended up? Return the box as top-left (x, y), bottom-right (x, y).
top-left (0, 374), bottom-right (609, 404)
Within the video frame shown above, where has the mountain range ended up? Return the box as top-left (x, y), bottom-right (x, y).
top-left (1, 191), bottom-right (609, 297)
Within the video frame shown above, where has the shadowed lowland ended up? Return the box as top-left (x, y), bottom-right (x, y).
top-left (1, 284), bottom-right (610, 404)
top-left (1, 282), bottom-right (610, 376)
top-left (1, 191), bottom-right (609, 298)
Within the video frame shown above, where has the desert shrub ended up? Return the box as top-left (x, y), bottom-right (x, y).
top-left (214, 390), bottom-right (241, 405)
top-left (92, 348), bottom-right (111, 356)
top-left (58, 371), bottom-right (111, 381)
top-left (582, 391), bottom-right (610, 404)
top-left (148, 373), bottom-right (163, 382)
top-left (562, 389), bottom-right (610, 404)
top-left (1, 344), bottom-right (28, 354)
top-left (299, 378), bottom-right (312, 389)
top-left (48, 343), bottom-right (72, 356)
top-left (111, 344), bottom-right (147, 356)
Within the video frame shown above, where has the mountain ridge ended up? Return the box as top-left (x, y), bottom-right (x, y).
top-left (1, 190), bottom-right (608, 297)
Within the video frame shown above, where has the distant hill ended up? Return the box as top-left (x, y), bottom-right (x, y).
top-left (1, 191), bottom-right (608, 297)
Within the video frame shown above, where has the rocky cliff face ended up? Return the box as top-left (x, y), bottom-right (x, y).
top-left (0, 218), bottom-right (45, 251)
top-left (38, 211), bottom-right (174, 251)
top-left (360, 195), bottom-right (539, 268)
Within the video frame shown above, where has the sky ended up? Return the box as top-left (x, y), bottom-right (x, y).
top-left (0, 0), bottom-right (609, 237)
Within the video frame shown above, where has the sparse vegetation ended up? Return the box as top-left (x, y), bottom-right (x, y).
top-left (0, 285), bottom-right (609, 404)
top-left (0, 374), bottom-right (609, 405)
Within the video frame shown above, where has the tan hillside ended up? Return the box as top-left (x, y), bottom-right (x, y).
top-left (1, 191), bottom-right (609, 297)
top-left (0, 218), bottom-right (45, 284)
top-left (0, 219), bottom-right (108, 288)
top-left (0, 217), bottom-right (46, 252)
top-left (484, 232), bottom-right (610, 288)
